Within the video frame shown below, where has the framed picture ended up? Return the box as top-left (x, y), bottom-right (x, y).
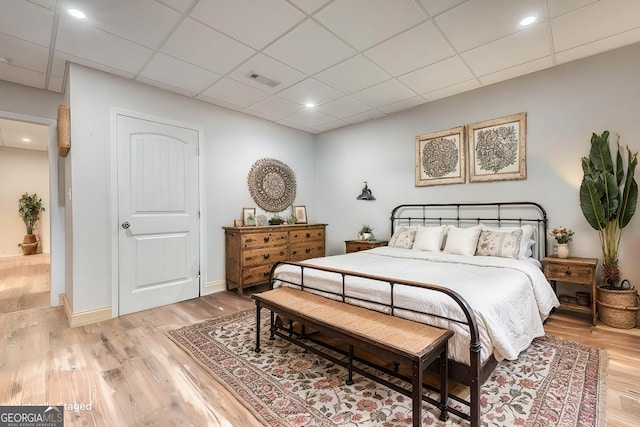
top-left (233, 219), bottom-right (243, 227)
top-left (467, 112), bottom-right (526, 182)
top-left (415, 126), bottom-right (465, 186)
top-left (242, 208), bottom-right (256, 226)
top-left (293, 205), bottom-right (307, 224)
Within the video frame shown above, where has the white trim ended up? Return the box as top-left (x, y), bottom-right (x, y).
top-left (0, 110), bottom-right (63, 308)
top-left (202, 279), bottom-right (226, 296)
top-left (61, 294), bottom-right (111, 328)
top-left (109, 108), bottom-right (205, 317)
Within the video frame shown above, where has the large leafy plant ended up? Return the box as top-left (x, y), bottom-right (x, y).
top-left (579, 131), bottom-right (638, 287)
top-left (18, 192), bottom-right (45, 235)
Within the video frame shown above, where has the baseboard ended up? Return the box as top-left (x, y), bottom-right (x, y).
top-left (202, 279), bottom-right (226, 295)
top-left (61, 294), bottom-right (112, 328)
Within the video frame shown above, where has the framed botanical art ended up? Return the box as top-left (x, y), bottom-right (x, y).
top-left (242, 208), bottom-right (256, 226)
top-left (293, 205), bottom-right (307, 224)
top-left (415, 126), bottom-right (465, 186)
top-left (467, 113), bottom-right (526, 182)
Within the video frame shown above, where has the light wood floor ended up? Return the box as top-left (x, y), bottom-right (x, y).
top-left (0, 253), bottom-right (50, 314)
top-left (1, 261), bottom-right (639, 426)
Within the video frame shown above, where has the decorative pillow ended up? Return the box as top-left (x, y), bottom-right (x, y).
top-left (412, 225), bottom-right (446, 252)
top-left (389, 227), bottom-right (417, 249)
top-left (475, 229), bottom-right (523, 258)
top-left (480, 224), bottom-right (536, 259)
top-left (443, 226), bottom-right (481, 256)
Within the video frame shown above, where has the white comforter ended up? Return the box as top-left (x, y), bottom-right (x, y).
top-left (273, 247), bottom-right (559, 365)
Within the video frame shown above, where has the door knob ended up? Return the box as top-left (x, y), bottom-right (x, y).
top-left (122, 221), bottom-right (130, 229)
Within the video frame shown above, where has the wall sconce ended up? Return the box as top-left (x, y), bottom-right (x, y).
top-left (356, 181), bottom-right (376, 201)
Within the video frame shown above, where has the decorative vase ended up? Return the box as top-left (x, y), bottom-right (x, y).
top-left (557, 243), bottom-right (569, 258)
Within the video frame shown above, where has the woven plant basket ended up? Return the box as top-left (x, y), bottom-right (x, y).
top-left (21, 234), bottom-right (38, 256)
top-left (597, 287), bottom-right (639, 329)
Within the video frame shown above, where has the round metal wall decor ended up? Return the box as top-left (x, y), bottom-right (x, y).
top-left (247, 158), bottom-right (296, 212)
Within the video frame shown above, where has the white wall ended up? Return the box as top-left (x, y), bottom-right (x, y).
top-left (316, 42), bottom-right (640, 287)
top-left (0, 146), bottom-right (50, 255)
top-left (66, 64), bottom-right (316, 313)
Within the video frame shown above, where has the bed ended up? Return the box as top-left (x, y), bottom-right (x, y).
top-left (268, 202), bottom-right (560, 423)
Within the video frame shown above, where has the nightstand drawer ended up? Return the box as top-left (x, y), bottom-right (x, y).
top-left (345, 240), bottom-right (388, 253)
top-left (544, 263), bottom-right (595, 285)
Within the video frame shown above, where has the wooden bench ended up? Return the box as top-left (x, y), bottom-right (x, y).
top-left (252, 287), bottom-right (455, 427)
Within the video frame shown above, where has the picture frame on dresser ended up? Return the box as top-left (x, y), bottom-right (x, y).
top-left (294, 205), bottom-right (307, 224)
top-left (242, 207), bottom-right (256, 226)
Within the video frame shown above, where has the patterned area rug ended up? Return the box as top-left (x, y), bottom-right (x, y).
top-left (167, 310), bottom-right (607, 426)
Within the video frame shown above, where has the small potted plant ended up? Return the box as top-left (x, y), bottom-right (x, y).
top-left (358, 225), bottom-right (374, 241)
top-left (18, 192), bottom-right (45, 255)
top-left (269, 214), bottom-right (284, 225)
top-left (548, 226), bottom-right (574, 258)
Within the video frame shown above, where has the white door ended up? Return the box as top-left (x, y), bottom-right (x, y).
top-left (117, 115), bottom-right (200, 315)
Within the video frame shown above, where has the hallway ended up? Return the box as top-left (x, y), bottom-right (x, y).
top-left (0, 253), bottom-right (50, 313)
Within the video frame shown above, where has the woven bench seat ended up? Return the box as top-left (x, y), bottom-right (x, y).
top-left (252, 287), bottom-right (454, 427)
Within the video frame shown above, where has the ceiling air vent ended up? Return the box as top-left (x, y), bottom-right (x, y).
top-left (247, 72), bottom-right (280, 88)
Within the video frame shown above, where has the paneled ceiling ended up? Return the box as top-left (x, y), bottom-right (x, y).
top-left (1, 0), bottom-right (640, 135)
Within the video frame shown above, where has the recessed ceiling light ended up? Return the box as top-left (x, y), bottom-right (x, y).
top-left (520, 16), bottom-right (536, 26)
top-left (305, 103), bottom-right (316, 108)
top-left (21, 138), bottom-right (32, 142)
top-left (67, 8), bottom-right (86, 19)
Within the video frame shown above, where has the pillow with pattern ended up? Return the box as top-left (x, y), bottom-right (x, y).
top-left (389, 227), bottom-right (417, 249)
top-left (475, 229), bottom-right (523, 258)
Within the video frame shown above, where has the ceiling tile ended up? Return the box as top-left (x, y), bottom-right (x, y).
top-left (398, 56), bottom-right (474, 94)
top-left (0, 64), bottom-right (46, 89)
top-left (0, 34), bottom-right (49, 72)
top-left (195, 94), bottom-right (242, 111)
top-left (418, 0), bottom-right (467, 16)
top-left (139, 53), bottom-right (221, 95)
top-left (434, 0), bottom-right (543, 52)
top-left (551, 0), bottom-right (640, 52)
top-left (377, 96), bottom-right (426, 114)
top-left (422, 79), bottom-right (480, 102)
top-left (276, 78), bottom-right (343, 105)
top-left (547, 0), bottom-right (597, 18)
top-left (317, 96), bottom-right (373, 118)
top-left (54, 51), bottom-right (136, 80)
top-left (351, 79), bottom-right (417, 107)
top-left (190, 0), bottom-right (305, 50)
top-left (313, 119), bottom-right (350, 132)
top-left (154, 0), bottom-right (195, 13)
top-left (65, 0), bottom-right (182, 49)
top-left (28, 0), bottom-right (56, 10)
top-left (364, 21), bottom-right (455, 77)
top-left (314, 55), bottom-right (390, 95)
top-left (200, 77), bottom-right (270, 108)
top-left (0, 118), bottom-right (49, 151)
top-left (50, 54), bottom-right (67, 77)
top-left (228, 54), bottom-right (306, 93)
top-left (343, 109), bottom-right (385, 124)
top-left (275, 118), bottom-right (316, 133)
top-left (282, 109), bottom-right (336, 128)
top-left (56, 14), bottom-right (154, 74)
top-left (289, 0), bottom-right (333, 14)
top-left (462, 24), bottom-right (550, 76)
top-left (264, 19), bottom-right (356, 75)
top-left (162, 18), bottom-right (256, 75)
top-left (479, 57), bottom-right (553, 86)
top-left (244, 95), bottom-right (304, 119)
top-left (556, 27), bottom-right (640, 65)
top-left (0, 0), bottom-right (53, 47)
top-left (47, 74), bottom-right (64, 93)
top-left (316, 0), bottom-right (426, 50)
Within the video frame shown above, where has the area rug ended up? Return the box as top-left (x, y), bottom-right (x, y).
top-left (167, 310), bottom-right (607, 426)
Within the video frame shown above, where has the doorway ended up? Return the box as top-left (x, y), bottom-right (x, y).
top-left (0, 118), bottom-right (51, 313)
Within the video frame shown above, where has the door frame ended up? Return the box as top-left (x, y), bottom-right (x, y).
top-left (109, 108), bottom-right (206, 318)
top-left (0, 110), bottom-right (62, 308)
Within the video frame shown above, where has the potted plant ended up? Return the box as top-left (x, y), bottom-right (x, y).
top-left (358, 225), bottom-right (374, 241)
top-left (548, 226), bottom-right (574, 258)
top-left (579, 130), bottom-right (638, 328)
top-left (18, 192), bottom-right (45, 256)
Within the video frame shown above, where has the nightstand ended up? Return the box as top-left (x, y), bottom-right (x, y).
top-left (542, 257), bottom-right (598, 325)
top-left (345, 240), bottom-right (388, 253)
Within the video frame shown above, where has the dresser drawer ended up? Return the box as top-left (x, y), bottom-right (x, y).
top-left (289, 228), bottom-right (325, 244)
top-left (544, 263), bottom-right (595, 285)
top-left (242, 265), bottom-right (273, 286)
top-left (242, 231), bottom-right (288, 249)
top-left (243, 246), bottom-right (288, 267)
top-left (290, 242), bottom-right (325, 261)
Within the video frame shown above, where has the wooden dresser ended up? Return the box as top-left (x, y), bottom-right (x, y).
top-left (224, 224), bottom-right (326, 295)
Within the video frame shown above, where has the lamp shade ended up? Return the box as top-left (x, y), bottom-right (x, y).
top-left (356, 181), bottom-right (375, 200)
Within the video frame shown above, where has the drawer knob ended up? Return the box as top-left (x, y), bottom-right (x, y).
top-left (263, 237), bottom-right (270, 243)
top-left (306, 233), bottom-right (311, 238)
top-left (305, 248), bottom-right (311, 253)
top-left (263, 254), bottom-right (270, 260)
top-left (565, 269), bottom-right (571, 275)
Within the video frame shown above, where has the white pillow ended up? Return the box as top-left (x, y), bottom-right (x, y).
top-left (480, 223), bottom-right (536, 259)
top-left (475, 229), bottom-right (523, 258)
top-left (389, 227), bottom-right (417, 249)
top-left (443, 226), bottom-right (481, 256)
top-left (412, 225), bottom-right (446, 252)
